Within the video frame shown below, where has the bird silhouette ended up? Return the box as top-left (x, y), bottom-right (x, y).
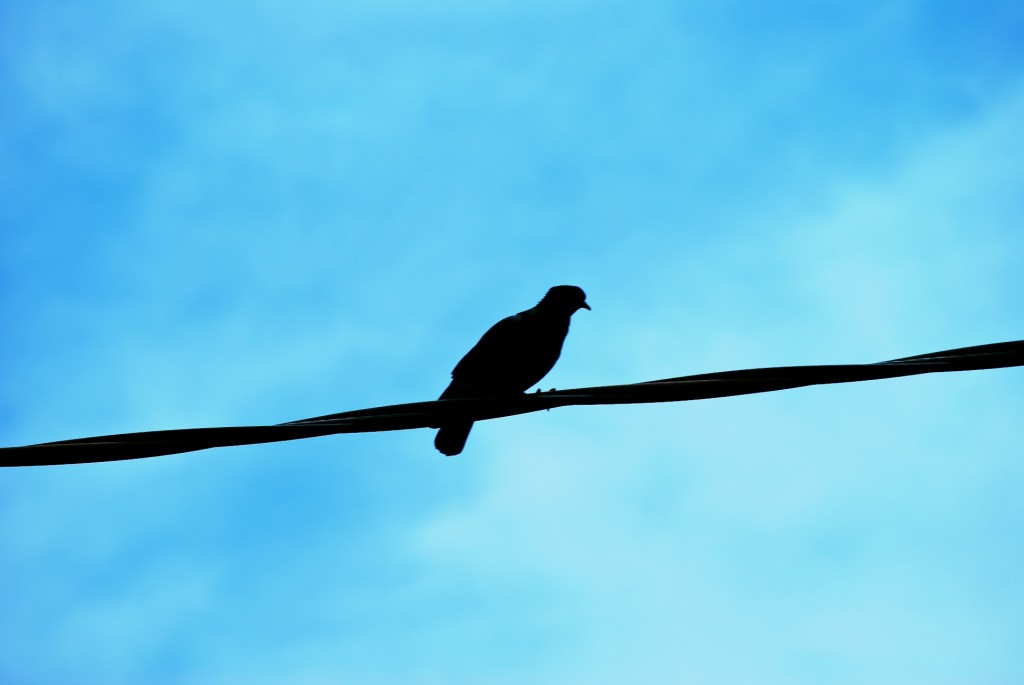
top-left (434, 285), bottom-right (590, 456)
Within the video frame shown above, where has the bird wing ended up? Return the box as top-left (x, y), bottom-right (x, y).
top-left (450, 313), bottom-right (527, 381)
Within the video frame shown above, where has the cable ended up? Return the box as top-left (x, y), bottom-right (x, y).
top-left (3, 340), bottom-right (1021, 467)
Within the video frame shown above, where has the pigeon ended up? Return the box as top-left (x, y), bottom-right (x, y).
top-left (434, 285), bottom-right (590, 456)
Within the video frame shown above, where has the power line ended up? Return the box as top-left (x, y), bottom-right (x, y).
top-left (3, 340), bottom-right (1021, 467)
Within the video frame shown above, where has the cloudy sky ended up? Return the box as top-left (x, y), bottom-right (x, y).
top-left (2, 0), bottom-right (1023, 682)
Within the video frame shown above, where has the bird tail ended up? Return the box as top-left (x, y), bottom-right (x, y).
top-left (435, 421), bottom-right (473, 457)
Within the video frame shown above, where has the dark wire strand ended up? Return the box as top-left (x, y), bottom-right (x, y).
top-left (3, 340), bottom-right (1022, 467)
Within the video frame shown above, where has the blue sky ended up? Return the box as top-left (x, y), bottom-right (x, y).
top-left (2, 0), bottom-right (1023, 682)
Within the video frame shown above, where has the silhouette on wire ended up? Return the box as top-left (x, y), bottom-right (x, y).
top-left (435, 285), bottom-right (590, 456)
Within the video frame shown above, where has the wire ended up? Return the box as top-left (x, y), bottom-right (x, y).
top-left (3, 340), bottom-right (1022, 467)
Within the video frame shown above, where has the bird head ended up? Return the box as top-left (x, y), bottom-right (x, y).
top-left (539, 285), bottom-right (590, 314)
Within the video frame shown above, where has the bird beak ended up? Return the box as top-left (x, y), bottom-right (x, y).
top-left (581, 302), bottom-right (591, 311)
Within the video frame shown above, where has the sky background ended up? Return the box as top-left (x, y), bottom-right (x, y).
top-left (2, 0), bottom-right (1023, 683)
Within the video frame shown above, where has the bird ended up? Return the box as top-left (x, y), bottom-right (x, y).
top-left (434, 285), bottom-right (590, 456)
